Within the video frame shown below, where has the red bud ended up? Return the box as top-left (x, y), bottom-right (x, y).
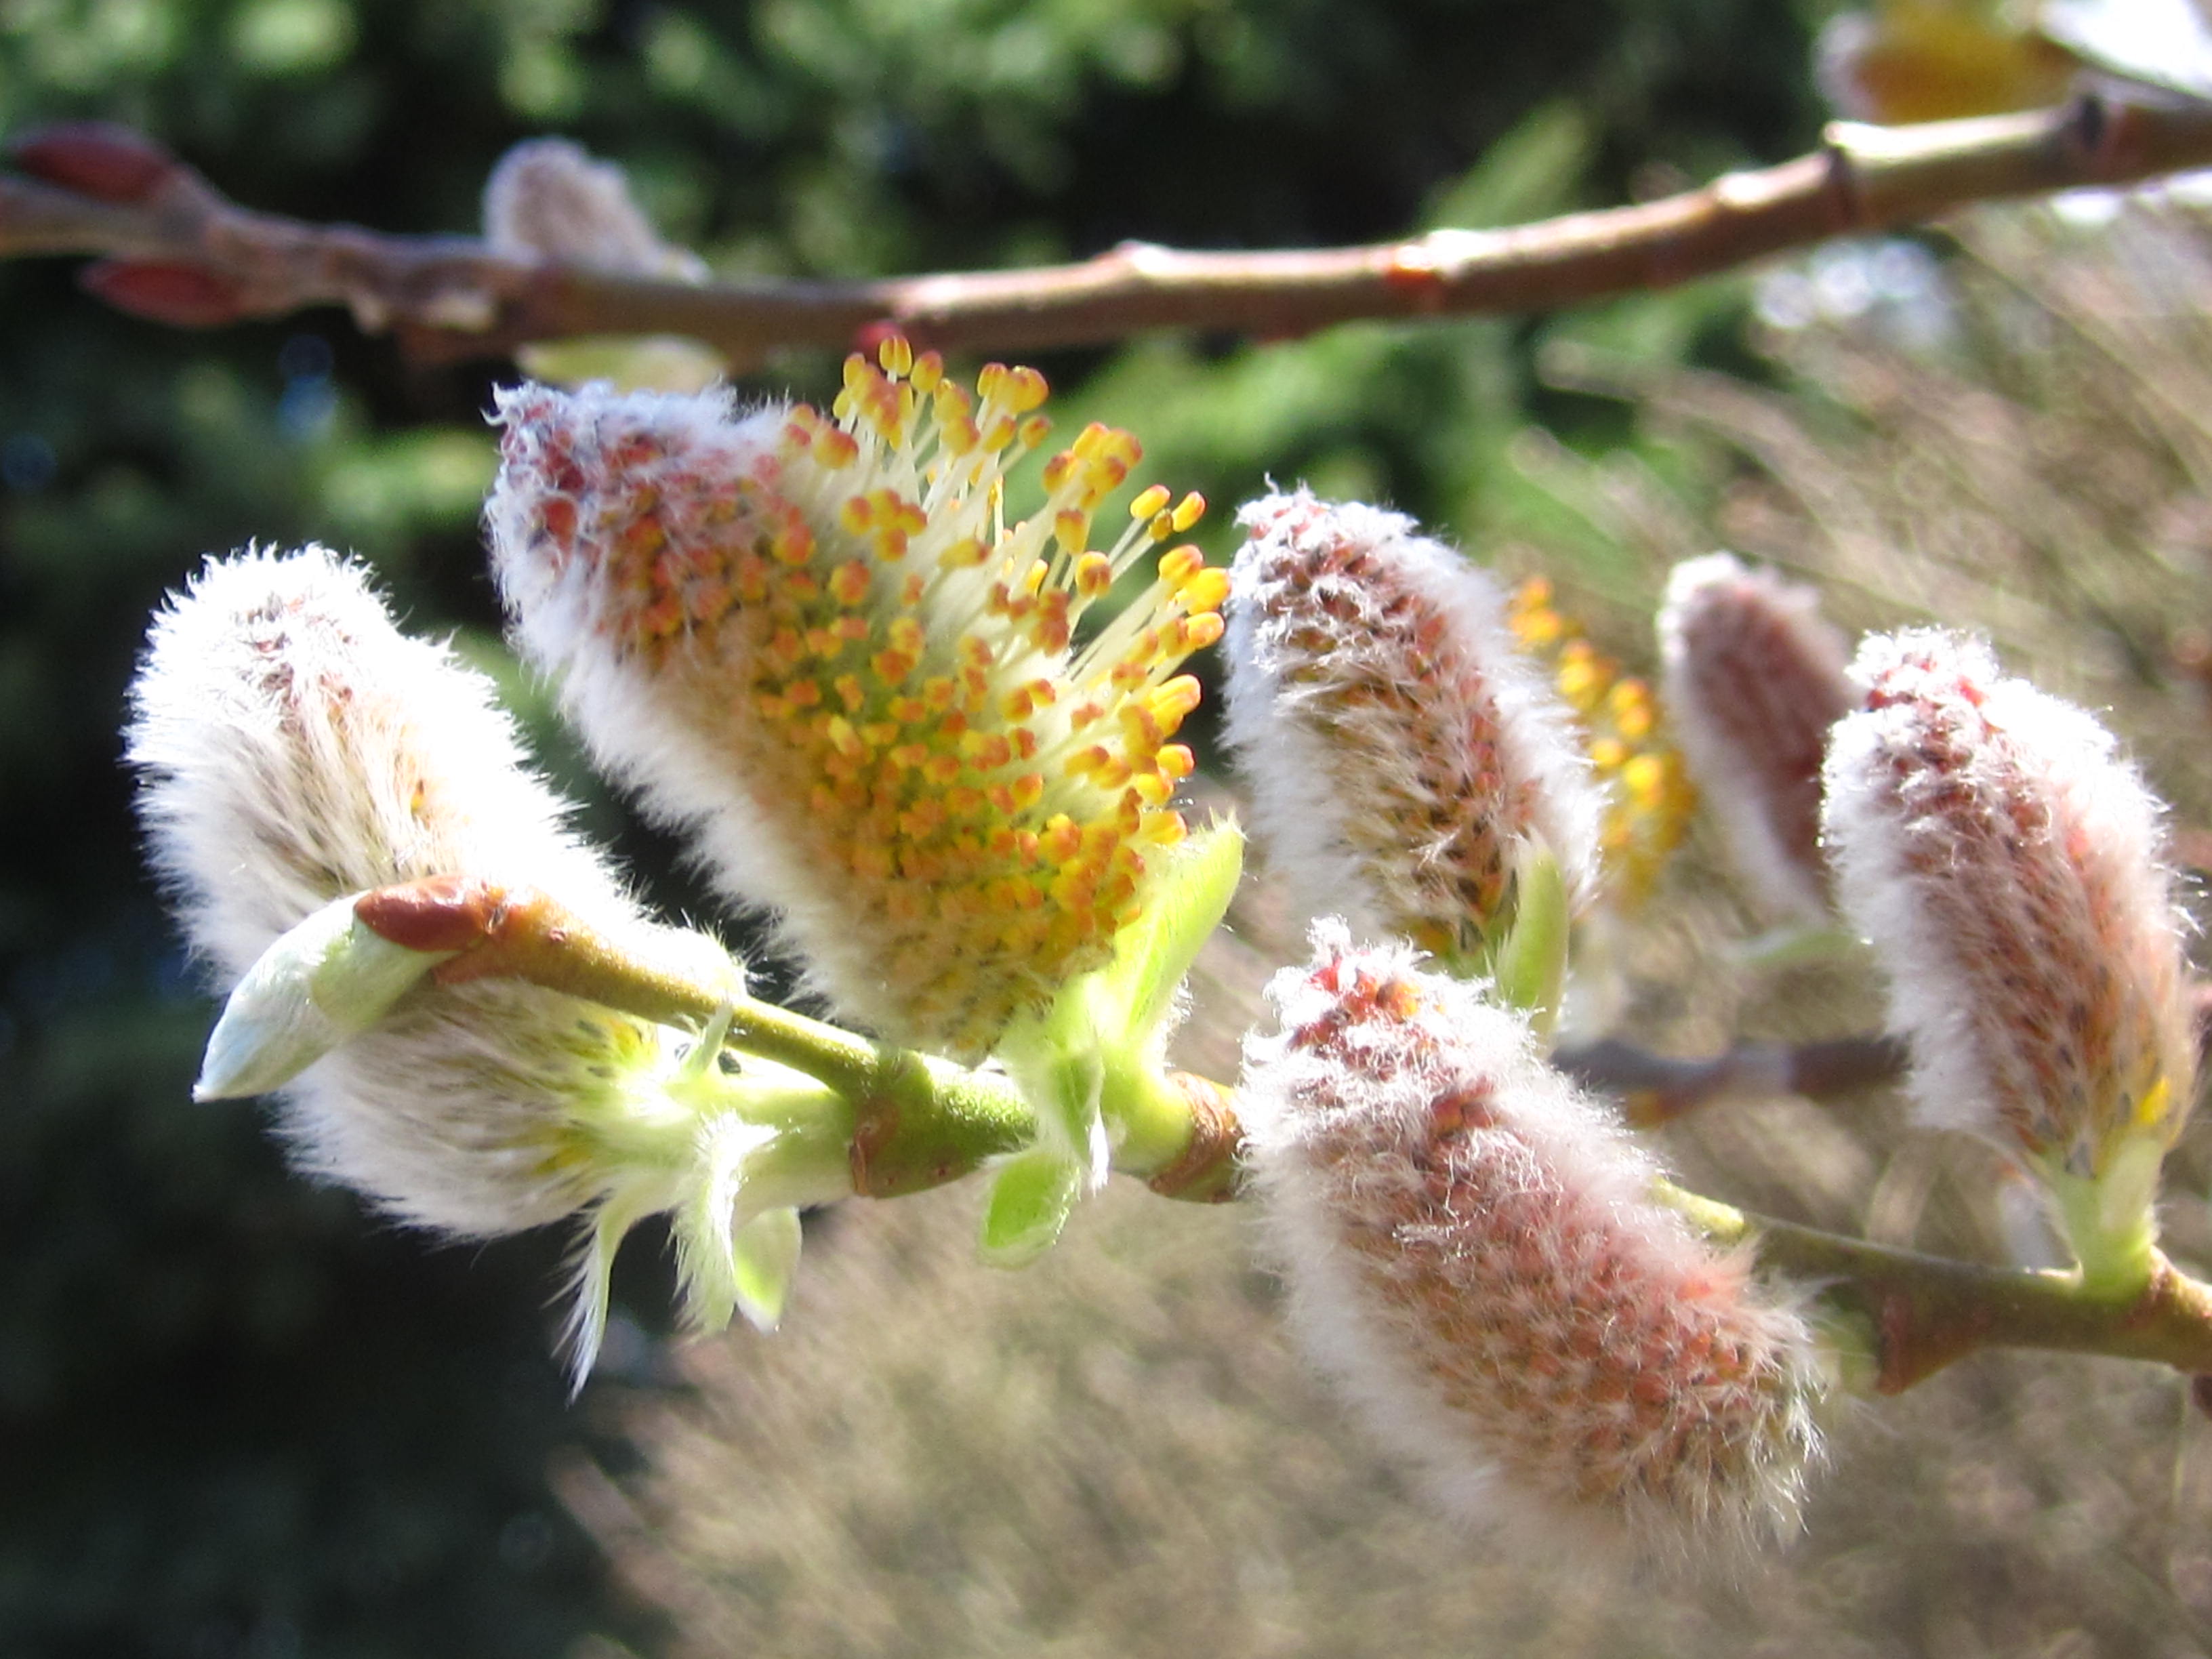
top-left (10, 122), bottom-right (180, 205)
top-left (80, 260), bottom-right (249, 327)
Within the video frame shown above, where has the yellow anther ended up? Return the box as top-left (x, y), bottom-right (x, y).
top-left (1150, 674), bottom-right (1203, 724)
top-left (1169, 491), bottom-right (1205, 533)
top-left (1139, 811), bottom-right (1187, 846)
top-left (1176, 567), bottom-right (1231, 613)
top-left (998, 365), bottom-right (1049, 413)
top-left (965, 731), bottom-right (1015, 769)
top-left (911, 351), bottom-right (943, 393)
top-left (878, 334), bottom-right (914, 377)
top-left (1179, 612), bottom-right (1225, 651)
top-left (1054, 509), bottom-right (1091, 552)
top-left (812, 426), bottom-right (859, 470)
top-left (1157, 544), bottom-right (1206, 587)
top-left (1622, 752), bottom-right (1671, 808)
top-left (826, 716), bottom-right (864, 758)
top-left (1074, 552), bottom-right (1115, 598)
top-left (834, 673), bottom-right (865, 712)
top-left (830, 560), bottom-right (872, 607)
top-left (1156, 743), bottom-right (1195, 779)
top-left (1128, 483), bottom-right (1171, 521)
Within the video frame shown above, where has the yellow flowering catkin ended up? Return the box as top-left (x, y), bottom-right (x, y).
top-left (487, 338), bottom-right (1223, 1059)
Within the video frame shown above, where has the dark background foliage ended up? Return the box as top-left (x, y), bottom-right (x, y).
top-left (0, 4), bottom-right (1823, 1652)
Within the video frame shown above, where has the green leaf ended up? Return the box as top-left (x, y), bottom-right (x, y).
top-left (1489, 841), bottom-right (1570, 1038)
top-left (1088, 819), bottom-right (1245, 1042)
top-left (729, 1206), bottom-right (805, 1330)
top-left (979, 1147), bottom-right (1082, 1268)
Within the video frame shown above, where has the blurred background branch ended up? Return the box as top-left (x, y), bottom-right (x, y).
top-left (9, 95), bottom-right (2212, 367)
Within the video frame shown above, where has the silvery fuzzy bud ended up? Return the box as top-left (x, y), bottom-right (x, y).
top-left (1658, 554), bottom-right (1853, 926)
top-left (1223, 491), bottom-right (1603, 967)
top-left (1239, 923), bottom-right (1825, 1560)
top-left (1822, 630), bottom-right (2195, 1286)
top-left (483, 138), bottom-right (708, 281)
top-left (125, 548), bottom-right (819, 1380)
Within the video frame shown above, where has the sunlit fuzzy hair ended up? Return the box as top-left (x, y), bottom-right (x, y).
top-left (1222, 491), bottom-right (1603, 960)
top-left (1822, 629), bottom-right (2196, 1178)
top-left (483, 137), bottom-right (707, 280)
top-left (125, 547), bottom-right (736, 1244)
top-left (1658, 554), bottom-right (1853, 926)
top-left (485, 344), bottom-right (1223, 1060)
top-left (1239, 923), bottom-right (1824, 1561)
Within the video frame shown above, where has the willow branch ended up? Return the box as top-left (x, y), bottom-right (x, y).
top-left (1554, 1032), bottom-right (1908, 1126)
top-left (348, 875), bottom-right (2212, 1390)
top-left (352, 876), bottom-right (1238, 1201)
top-left (1660, 1185), bottom-right (2212, 1392)
top-left (10, 96), bottom-right (2212, 367)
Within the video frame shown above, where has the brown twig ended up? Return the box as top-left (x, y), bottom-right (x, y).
top-left (10, 98), bottom-right (2212, 367)
top-left (1554, 1032), bottom-right (1909, 1126)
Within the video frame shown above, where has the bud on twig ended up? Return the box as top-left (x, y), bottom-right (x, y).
top-left (1822, 630), bottom-right (2196, 1292)
top-left (1658, 554), bottom-right (1853, 926)
top-left (1239, 924), bottom-right (1824, 1559)
top-left (1223, 491), bottom-right (1601, 969)
top-left (483, 138), bottom-right (724, 392)
top-left (10, 121), bottom-right (186, 205)
top-left (194, 893), bottom-right (454, 1101)
top-left (483, 138), bottom-right (707, 281)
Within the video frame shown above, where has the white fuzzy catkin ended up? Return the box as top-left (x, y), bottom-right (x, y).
top-left (484, 353), bottom-right (1223, 1059)
top-left (125, 546), bottom-right (734, 1241)
top-left (1658, 554), bottom-right (1853, 924)
top-left (1223, 490), bottom-right (1603, 960)
top-left (1821, 628), bottom-right (2195, 1179)
top-left (483, 138), bottom-right (707, 280)
top-left (1240, 923), bottom-right (1824, 1561)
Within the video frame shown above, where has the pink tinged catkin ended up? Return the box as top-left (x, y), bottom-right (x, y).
top-left (125, 547), bottom-right (738, 1242)
top-left (1223, 491), bottom-right (1602, 962)
top-left (1658, 554), bottom-right (1853, 925)
top-left (485, 353), bottom-right (1222, 1061)
top-left (1821, 630), bottom-right (2196, 1197)
top-left (1240, 924), bottom-right (1824, 1559)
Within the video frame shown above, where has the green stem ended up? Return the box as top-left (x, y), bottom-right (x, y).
top-left (1654, 1181), bottom-right (2212, 1391)
top-left (352, 876), bottom-right (2212, 1387)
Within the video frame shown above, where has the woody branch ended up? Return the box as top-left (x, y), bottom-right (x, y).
top-left (353, 874), bottom-right (2212, 1393)
top-left (7, 95), bottom-right (2212, 367)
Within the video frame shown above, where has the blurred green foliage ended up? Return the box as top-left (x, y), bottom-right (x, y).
top-left (0, 1), bottom-right (1825, 1652)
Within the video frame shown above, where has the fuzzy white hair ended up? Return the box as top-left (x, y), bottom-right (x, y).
top-left (1658, 553), bottom-right (1852, 925)
top-left (1223, 491), bottom-right (1603, 956)
top-left (1239, 922), bottom-right (1823, 1563)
